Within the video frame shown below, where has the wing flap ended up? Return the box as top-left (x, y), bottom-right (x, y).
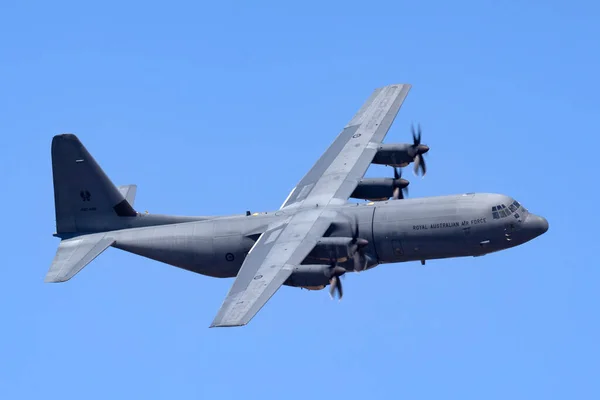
top-left (45, 233), bottom-right (115, 283)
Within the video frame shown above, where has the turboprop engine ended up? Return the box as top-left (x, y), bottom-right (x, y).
top-left (351, 167), bottom-right (409, 201)
top-left (371, 124), bottom-right (429, 176)
top-left (285, 261), bottom-right (347, 299)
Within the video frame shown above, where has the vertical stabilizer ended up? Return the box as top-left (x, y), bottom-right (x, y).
top-left (51, 134), bottom-right (137, 234)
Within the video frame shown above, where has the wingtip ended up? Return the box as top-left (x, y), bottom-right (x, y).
top-left (377, 83), bottom-right (411, 90)
top-left (209, 321), bottom-right (247, 328)
top-left (44, 275), bottom-right (66, 283)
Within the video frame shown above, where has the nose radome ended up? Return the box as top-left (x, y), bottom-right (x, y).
top-left (528, 214), bottom-right (549, 236)
top-left (539, 216), bottom-right (549, 233)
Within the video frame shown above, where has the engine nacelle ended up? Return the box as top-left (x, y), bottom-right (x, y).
top-left (351, 178), bottom-right (395, 201)
top-left (371, 143), bottom-right (415, 167)
top-left (284, 264), bottom-right (335, 290)
top-left (351, 178), bottom-right (409, 201)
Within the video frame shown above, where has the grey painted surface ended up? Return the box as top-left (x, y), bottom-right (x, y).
top-left (46, 84), bottom-right (549, 328)
top-left (118, 185), bottom-right (137, 206)
top-left (280, 84), bottom-right (411, 209)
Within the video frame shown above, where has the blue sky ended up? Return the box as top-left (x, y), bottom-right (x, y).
top-left (1, 0), bottom-right (598, 398)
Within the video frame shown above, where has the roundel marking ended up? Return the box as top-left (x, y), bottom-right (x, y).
top-left (225, 253), bottom-right (235, 261)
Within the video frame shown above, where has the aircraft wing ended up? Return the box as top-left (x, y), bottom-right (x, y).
top-left (281, 83), bottom-right (411, 209)
top-left (210, 209), bottom-right (336, 327)
top-left (211, 84), bottom-right (411, 327)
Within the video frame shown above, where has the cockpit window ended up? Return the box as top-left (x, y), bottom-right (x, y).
top-left (492, 200), bottom-right (526, 220)
top-left (492, 200), bottom-right (527, 219)
top-left (508, 200), bottom-right (521, 213)
top-left (493, 203), bottom-right (517, 219)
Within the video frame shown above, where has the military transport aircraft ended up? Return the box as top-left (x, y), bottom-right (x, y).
top-left (46, 84), bottom-right (548, 327)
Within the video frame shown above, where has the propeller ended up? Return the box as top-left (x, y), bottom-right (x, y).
top-left (392, 167), bottom-right (409, 200)
top-left (410, 123), bottom-right (429, 177)
top-left (348, 215), bottom-right (371, 272)
top-left (325, 255), bottom-right (346, 300)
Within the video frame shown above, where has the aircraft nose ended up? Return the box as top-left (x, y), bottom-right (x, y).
top-left (539, 216), bottom-right (549, 233)
top-left (526, 214), bottom-right (549, 237)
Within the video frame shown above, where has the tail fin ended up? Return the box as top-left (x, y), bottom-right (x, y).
top-left (52, 134), bottom-right (137, 234)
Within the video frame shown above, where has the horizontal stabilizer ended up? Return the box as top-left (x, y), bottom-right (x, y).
top-left (45, 233), bottom-right (115, 283)
top-left (118, 185), bottom-right (138, 207)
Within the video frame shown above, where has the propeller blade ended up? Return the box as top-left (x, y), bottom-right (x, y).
top-left (413, 154), bottom-right (421, 176)
top-left (329, 275), bottom-right (344, 300)
top-left (420, 154), bottom-right (427, 176)
top-left (353, 251), bottom-right (370, 272)
top-left (353, 252), bottom-right (362, 271)
top-left (391, 166), bottom-right (409, 200)
top-left (412, 123), bottom-right (421, 146)
top-left (336, 276), bottom-right (343, 299)
top-left (329, 276), bottom-right (337, 298)
top-left (349, 215), bottom-right (368, 248)
top-left (410, 123), bottom-right (428, 176)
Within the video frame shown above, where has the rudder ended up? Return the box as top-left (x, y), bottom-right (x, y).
top-left (52, 134), bottom-right (137, 234)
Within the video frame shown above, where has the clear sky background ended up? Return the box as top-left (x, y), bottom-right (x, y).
top-left (1, 1), bottom-right (598, 399)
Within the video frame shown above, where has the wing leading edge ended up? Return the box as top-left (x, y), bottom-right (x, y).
top-left (210, 84), bottom-right (411, 327)
top-left (281, 84), bottom-right (411, 209)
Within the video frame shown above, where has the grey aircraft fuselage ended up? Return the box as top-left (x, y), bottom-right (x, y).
top-left (47, 85), bottom-right (550, 326)
top-left (102, 192), bottom-right (547, 290)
